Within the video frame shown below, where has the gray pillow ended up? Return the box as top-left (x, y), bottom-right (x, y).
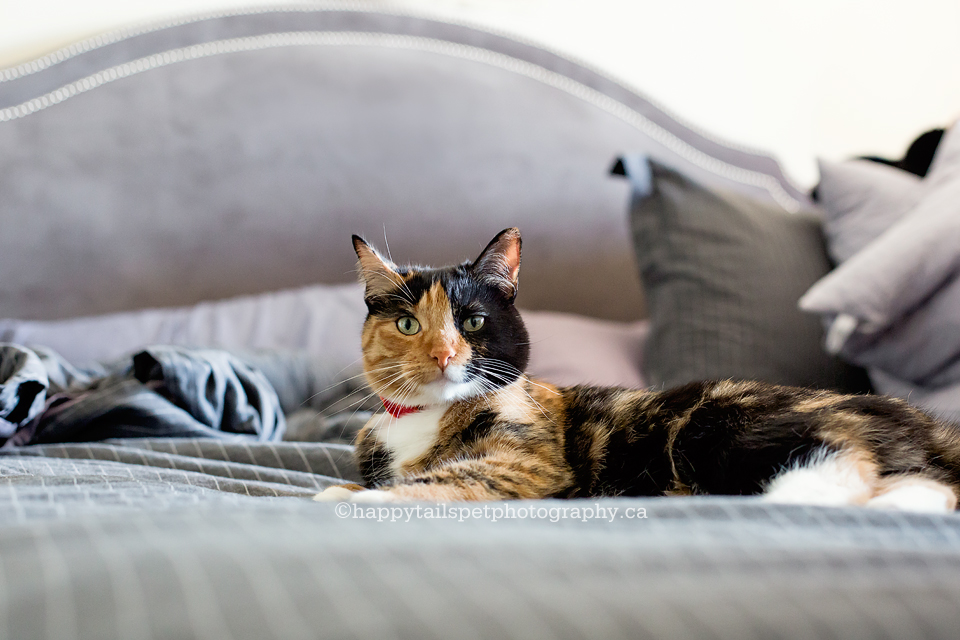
top-left (521, 311), bottom-right (649, 388)
top-left (816, 158), bottom-right (922, 263)
top-left (800, 123), bottom-right (960, 372)
top-left (813, 125), bottom-right (960, 272)
top-left (800, 177), bottom-right (960, 341)
top-left (831, 275), bottom-right (960, 387)
top-left (626, 158), bottom-right (868, 392)
top-left (0, 283), bottom-right (368, 367)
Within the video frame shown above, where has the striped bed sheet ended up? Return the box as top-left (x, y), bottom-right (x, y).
top-left (3, 438), bottom-right (960, 639)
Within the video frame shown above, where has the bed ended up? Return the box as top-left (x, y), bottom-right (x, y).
top-left (2, 5), bottom-right (960, 639)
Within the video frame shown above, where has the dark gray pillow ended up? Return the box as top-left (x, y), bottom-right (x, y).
top-left (626, 158), bottom-right (869, 392)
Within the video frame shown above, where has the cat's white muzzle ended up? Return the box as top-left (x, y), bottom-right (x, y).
top-left (412, 364), bottom-right (483, 404)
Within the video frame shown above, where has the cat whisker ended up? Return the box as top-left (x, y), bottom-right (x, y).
top-left (313, 362), bottom-right (404, 394)
top-left (516, 377), bottom-right (560, 396)
top-left (333, 369), bottom-right (410, 416)
top-left (382, 225), bottom-right (394, 264)
top-left (359, 258), bottom-right (418, 305)
top-left (473, 358), bottom-right (560, 396)
top-left (334, 368), bottom-right (419, 436)
top-left (474, 366), bottom-right (557, 425)
top-left (297, 363), bottom-right (407, 410)
top-left (370, 370), bottom-right (413, 397)
top-left (327, 387), bottom-right (382, 417)
top-left (364, 271), bottom-right (417, 304)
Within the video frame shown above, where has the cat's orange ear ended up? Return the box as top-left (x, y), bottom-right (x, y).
top-left (473, 228), bottom-right (521, 300)
top-left (353, 235), bottom-right (404, 298)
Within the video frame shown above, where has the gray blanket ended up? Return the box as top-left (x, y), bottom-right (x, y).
top-left (3, 437), bottom-right (960, 638)
top-left (0, 344), bottom-right (287, 446)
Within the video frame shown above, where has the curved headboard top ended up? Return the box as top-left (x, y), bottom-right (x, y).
top-left (0, 4), bottom-right (808, 321)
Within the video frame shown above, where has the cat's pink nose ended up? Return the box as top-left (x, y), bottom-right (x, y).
top-left (431, 346), bottom-right (456, 372)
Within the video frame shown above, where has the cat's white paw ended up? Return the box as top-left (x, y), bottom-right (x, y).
top-left (314, 486), bottom-right (403, 503)
top-left (313, 486), bottom-right (358, 502)
top-left (349, 489), bottom-right (401, 503)
top-left (762, 483), bottom-right (858, 506)
top-left (866, 483), bottom-right (956, 513)
top-left (762, 469), bottom-right (870, 506)
top-left (762, 449), bottom-right (872, 507)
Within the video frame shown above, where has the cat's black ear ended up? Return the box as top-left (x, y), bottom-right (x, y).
top-left (472, 228), bottom-right (521, 300)
top-left (353, 235), bottom-right (404, 298)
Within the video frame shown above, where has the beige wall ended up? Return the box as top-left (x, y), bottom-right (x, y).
top-left (2, 0), bottom-right (958, 187)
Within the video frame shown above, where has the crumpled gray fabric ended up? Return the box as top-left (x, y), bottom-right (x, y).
top-left (0, 344), bottom-right (285, 446)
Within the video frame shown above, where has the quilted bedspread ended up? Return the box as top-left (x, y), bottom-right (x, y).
top-left (3, 438), bottom-right (960, 639)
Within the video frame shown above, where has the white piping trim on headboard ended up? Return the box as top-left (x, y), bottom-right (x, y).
top-left (0, 3), bottom-right (801, 167)
top-left (0, 30), bottom-right (803, 212)
top-left (0, 4), bottom-right (335, 83)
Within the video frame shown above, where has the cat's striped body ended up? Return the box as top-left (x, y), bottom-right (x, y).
top-left (315, 229), bottom-right (960, 511)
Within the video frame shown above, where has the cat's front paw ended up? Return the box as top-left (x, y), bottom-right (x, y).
top-left (866, 481), bottom-right (957, 513)
top-left (313, 485), bottom-right (360, 502)
top-left (313, 486), bottom-right (403, 503)
top-left (349, 489), bottom-right (403, 503)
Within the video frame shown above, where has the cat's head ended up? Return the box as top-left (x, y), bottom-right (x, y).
top-left (354, 228), bottom-right (530, 407)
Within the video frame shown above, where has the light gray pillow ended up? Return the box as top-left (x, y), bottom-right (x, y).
top-left (800, 124), bottom-right (960, 390)
top-left (800, 175), bottom-right (960, 335)
top-left (521, 311), bottom-right (649, 388)
top-left (816, 158), bottom-right (922, 264)
top-left (0, 282), bottom-right (368, 366)
top-left (627, 158), bottom-right (868, 392)
top-left (814, 123), bottom-right (960, 270)
top-left (830, 275), bottom-right (960, 386)
top-left (800, 171), bottom-right (960, 348)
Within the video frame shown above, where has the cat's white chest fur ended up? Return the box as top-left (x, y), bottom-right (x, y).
top-left (370, 405), bottom-right (448, 475)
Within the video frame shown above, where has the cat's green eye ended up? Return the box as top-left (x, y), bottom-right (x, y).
top-left (396, 316), bottom-right (421, 335)
top-left (463, 315), bottom-right (485, 332)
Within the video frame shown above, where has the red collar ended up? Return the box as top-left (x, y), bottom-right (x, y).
top-left (381, 397), bottom-right (423, 419)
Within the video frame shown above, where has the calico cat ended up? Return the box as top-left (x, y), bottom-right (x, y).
top-left (315, 228), bottom-right (960, 511)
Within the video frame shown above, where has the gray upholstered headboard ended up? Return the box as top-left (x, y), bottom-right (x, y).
top-left (0, 4), bottom-right (808, 322)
